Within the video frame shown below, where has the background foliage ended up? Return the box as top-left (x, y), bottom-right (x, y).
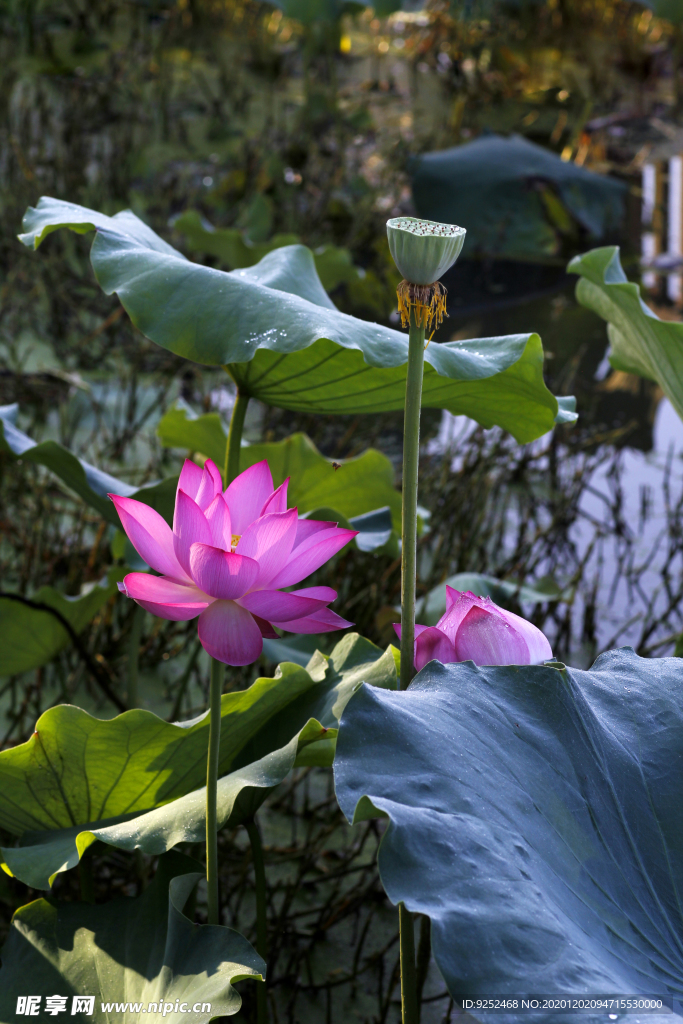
top-left (2, 0), bottom-right (683, 1021)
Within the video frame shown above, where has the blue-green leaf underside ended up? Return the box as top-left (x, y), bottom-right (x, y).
top-left (334, 649), bottom-right (683, 1022)
top-left (20, 198), bottom-right (576, 443)
top-left (0, 851), bottom-right (263, 1023)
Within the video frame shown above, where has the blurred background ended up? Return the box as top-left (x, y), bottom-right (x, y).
top-left (4, 2), bottom-right (683, 1020)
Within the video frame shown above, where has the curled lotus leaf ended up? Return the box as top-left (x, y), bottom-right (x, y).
top-left (334, 649), bottom-right (683, 1022)
top-left (0, 634), bottom-right (397, 889)
top-left (569, 246), bottom-right (683, 422)
top-left (0, 851), bottom-right (264, 1023)
top-left (20, 198), bottom-right (576, 443)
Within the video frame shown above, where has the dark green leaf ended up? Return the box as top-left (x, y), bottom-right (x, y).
top-left (0, 634), bottom-right (397, 889)
top-left (0, 851), bottom-right (263, 1023)
top-left (335, 650), bottom-right (683, 1010)
top-left (569, 246), bottom-right (683, 421)
top-left (412, 135), bottom-right (626, 262)
top-left (0, 569), bottom-right (125, 675)
top-left (639, 0), bottom-right (683, 23)
top-left (20, 198), bottom-right (575, 443)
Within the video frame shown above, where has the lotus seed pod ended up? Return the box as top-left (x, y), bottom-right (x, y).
top-left (386, 216), bottom-right (466, 286)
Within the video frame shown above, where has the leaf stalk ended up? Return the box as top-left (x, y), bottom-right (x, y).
top-left (224, 389), bottom-right (249, 488)
top-left (400, 317), bottom-right (425, 691)
top-left (246, 817), bottom-right (269, 1024)
top-left (206, 657), bottom-right (225, 926)
top-left (399, 902), bottom-right (419, 1024)
top-left (127, 605), bottom-right (144, 709)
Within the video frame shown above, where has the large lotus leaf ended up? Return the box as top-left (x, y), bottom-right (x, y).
top-left (0, 851), bottom-right (264, 1023)
top-left (0, 568), bottom-right (125, 676)
top-left (419, 571), bottom-right (566, 625)
top-left (569, 246), bottom-right (683, 421)
top-left (0, 634), bottom-right (397, 889)
top-left (412, 134), bottom-right (626, 262)
top-left (334, 649), bottom-right (683, 1018)
top-left (157, 408), bottom-right (401, 528)
top-left (0, 404), bottom-right (177, 526)
top-left (172, 210), bottom-right (358, 292)
top-left (19, 198), bottom-right (576, 443)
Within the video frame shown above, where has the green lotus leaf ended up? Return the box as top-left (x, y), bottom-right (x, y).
top-left (418, 570), bottom-right (567, 625)
top-left (334, 649), bottom-right (683, 1013)
top-left (171, 210), bottom-right (358, 292)
top-left (0, 634), bottom-right (397, 889)
top-left (157, 408), bottom-right (402, 528)
top-left (0, 851), bottom-right (263, 1023)
top-left (0, 568), bottom-right (125, 676)
top-left (20, 198), bottom-right (576, 443)
top-left (0, 404), bottom-right (177, 526)
top-left (569, 246), bottom-right (683, 420)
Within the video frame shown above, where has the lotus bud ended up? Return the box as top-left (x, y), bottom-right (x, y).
top-left (394, 587), bottom-right (553, 672)
top-left (387, 216), bottom-right (466, 331)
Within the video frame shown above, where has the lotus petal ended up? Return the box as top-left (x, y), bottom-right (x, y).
top-left (225, 460), bottom-right (274, 534)
top-left (173, 490), bottom-right (213, 576)
top-left (189, 544), bottom-right (259, 600)
top-left (109, 494), bottom-right (188, 580)
top-left (197, 600), bottom-right (263, 665)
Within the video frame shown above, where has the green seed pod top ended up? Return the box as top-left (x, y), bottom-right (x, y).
top-left (386, 217), bottom-right (466, 285)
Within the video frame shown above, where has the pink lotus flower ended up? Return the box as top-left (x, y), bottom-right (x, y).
top-left (111, 459), bottom-right (357, 666)
top-left (395, 587), bottom-right (552, 671)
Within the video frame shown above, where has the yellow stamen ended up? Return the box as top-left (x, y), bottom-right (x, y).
top-left (231, 534), bottom-right (241, 551)
top-left (396, 280), bottom-right (448, 332)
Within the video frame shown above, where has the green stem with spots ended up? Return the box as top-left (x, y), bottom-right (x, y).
top-left (205, 386), bottom-right (250, 925)
top-left (245, 818), bottom-right (268, 1024)
top-left (79, 847), bottom-right (95, 903)
top-left (398, 314), bottom-right (425, 1024)
top-left (206, 657), bottom-right (225, 926)
top-left (127, 605), bottom-right (144, 709)
top-left (400, 317), bottom-right (425, 692)
top-left (224, 390), bottom-right (249, 488)
top-left (399, 902), bottom-right (418, 1024)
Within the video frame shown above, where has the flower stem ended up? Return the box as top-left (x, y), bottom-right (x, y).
top-left (415, 912), bottom-right (432, 1014)
top-left (206, 657), bottom-right (225, 926)
top-left (398, 316), bottom-right (425, 1024)
top-left (399, 902), bottom-right (419, 1024)
top-left (245, 818), bottom-right (268, 1024)
top-left (400, 317), bottom-right (425, 692)
top-left (79, 848), bottom-right (95, 904)
top-left (224, 390), bottom-right (249, 487)
top-left (127, 605), bottom-right (144, 709)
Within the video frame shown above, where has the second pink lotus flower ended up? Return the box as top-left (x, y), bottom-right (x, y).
top-left (395, 586), bottom-right (552, 671)
top-left (111, 458), bottom-right (357, 665)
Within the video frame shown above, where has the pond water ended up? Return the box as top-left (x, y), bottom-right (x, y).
top-left (429, 264), bottom-right (683, 662)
